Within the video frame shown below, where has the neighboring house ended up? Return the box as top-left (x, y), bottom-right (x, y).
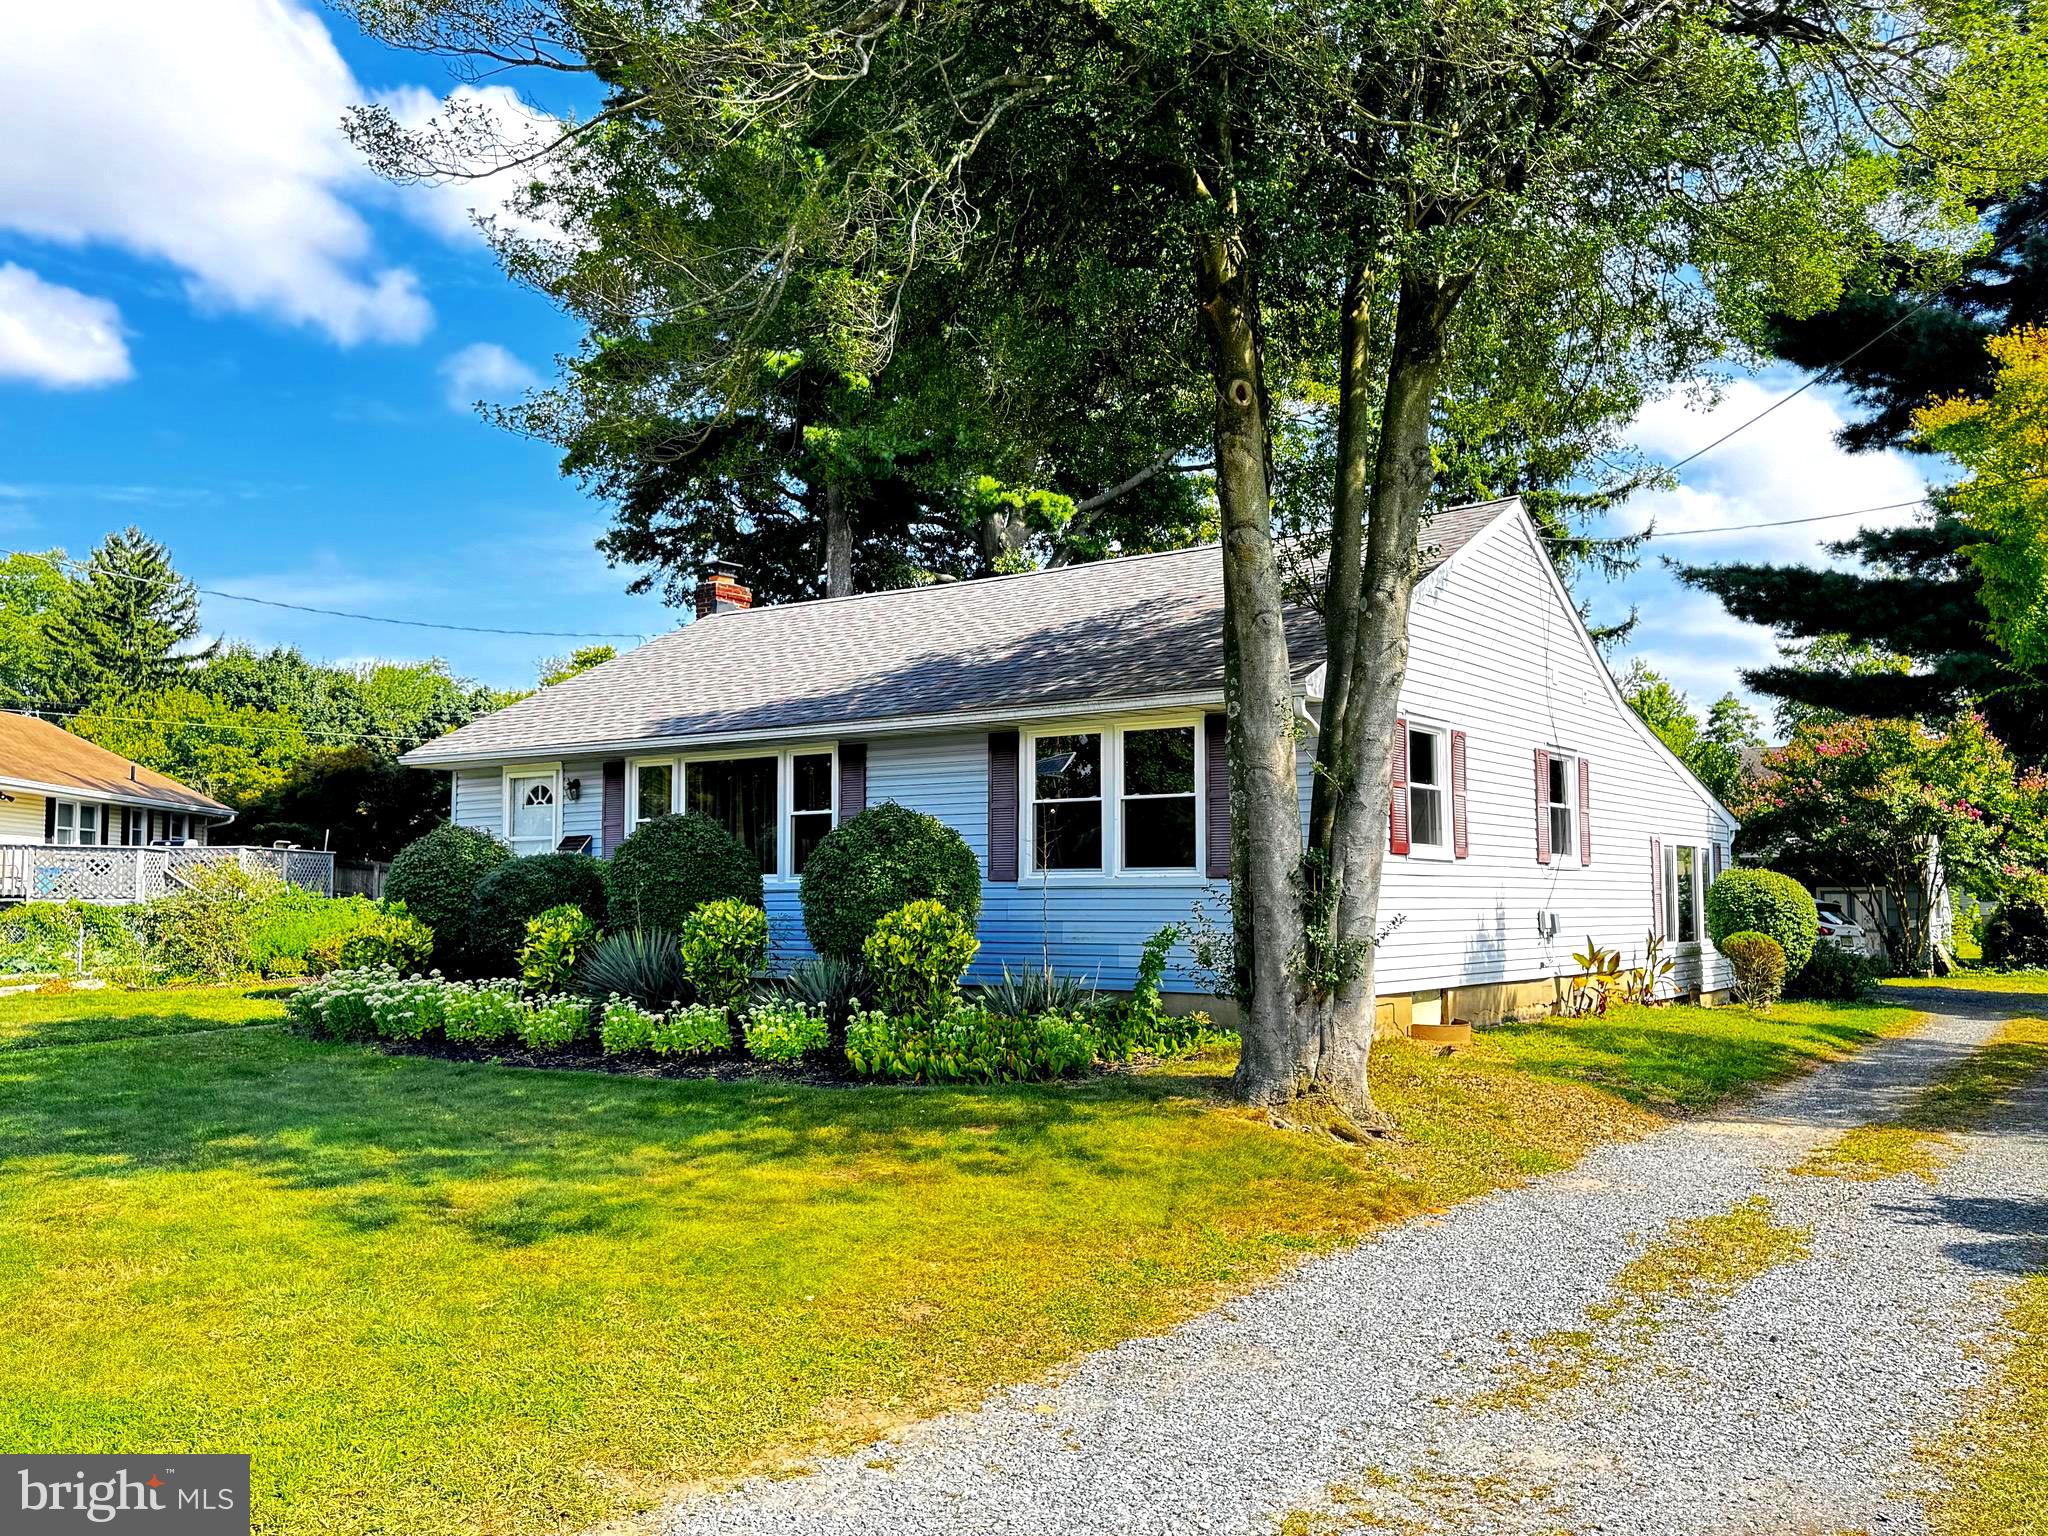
top-left (0, 710), bottom-right (334, 904)
top-left (401, 499), bottom-right (1737, 1025)
top-left (0, 710), bottom-right (230, 848)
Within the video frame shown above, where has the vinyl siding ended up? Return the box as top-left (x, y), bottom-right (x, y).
top-left (436, 511), bottom-right (1732, 1000)
top-left (0, 791), bottom-right (44, 844)
top-left (563, 760), bottom-right (604, 847)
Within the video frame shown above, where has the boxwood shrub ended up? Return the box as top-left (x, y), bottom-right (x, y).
top-left (603, 813), bottom-right (762, 933)
top-left (385, 822), bottom-right (510, 969)
top-left (472, 851), bottom-right (608, 968)
top-left (1705, 867), bottom-right (1819, 977)
top-left (800, 802), bottom-right (981, 962)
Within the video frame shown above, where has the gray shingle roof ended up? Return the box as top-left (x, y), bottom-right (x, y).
top-left (404, 499), bottom-right (1520, 765)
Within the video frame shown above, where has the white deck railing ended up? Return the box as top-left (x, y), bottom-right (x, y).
top-left (0, 845), bottom-right (335, 905)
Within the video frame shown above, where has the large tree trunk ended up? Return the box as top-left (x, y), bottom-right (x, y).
top-left (1195, 228), bottom-right (1310, 1109)
top-left (825, 481), bottom-right (854, 598)
top-left (1308, 267), bottom-right (1373, 856)
top-left (1304, 274), bottom-right (1467, 1126)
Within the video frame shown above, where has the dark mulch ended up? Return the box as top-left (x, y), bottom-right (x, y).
top-left (373, 1032), bottom-right (860, 1087)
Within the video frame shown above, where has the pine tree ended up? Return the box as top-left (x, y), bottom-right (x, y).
top-left (44, 527), bottom-right (212, 705)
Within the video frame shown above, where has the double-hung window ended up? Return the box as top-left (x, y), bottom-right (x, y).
top-left (52, 801), bottom-right (102, 847)
top-left (1025, 722), bottom-right (1203, 876)
top-left (1546, 754), bottom-right (1575, 861)
top-left (632, 762), bottom-right (675, 830)
top-left (1407, 725), bottom-right (1448, 855)
top-left (1665, 843), bottom-right (1705, 943)
top-left (1121, 725), bottom-right (1198, 869)
top-left (789, 752), bottom-right (835, 874)
top-left (1031, 732), bottom-right (1104, 871)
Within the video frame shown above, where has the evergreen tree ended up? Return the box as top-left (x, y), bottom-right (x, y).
top-left (43, 527), bottom-right (211, 704)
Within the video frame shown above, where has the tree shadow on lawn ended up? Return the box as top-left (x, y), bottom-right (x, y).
top-left (0, 1032), bottom-right (1281, 1249)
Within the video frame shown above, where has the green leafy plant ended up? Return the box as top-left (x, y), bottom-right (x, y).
top-left (304, 901), bottom-right (434, 976)
top-left (385, 822), bottom-right (511, 971)
top-left (1985, 898), bottom-right (2048, 968)
top-left (1705, 868), bottom-right (1820, 978)
top-left (603, 813), bottom-right (762, 933)
top-left (1612, 932), bottom-right (1677, 1006)
top-left (141, 861), bottom-right (283, 981)
top-left (1558, 937), bottom-right (1623, 1017)
top-left (743, 998), bottom-right (829, 1063)
top-left (983, 962), bottom-right (1095, 1017)
top-left (1720, 930), bottom-right (1789, 1009)
top-left (862, 900), bottom-right (979, 1019)
top-left (679, 899), bottom-right (769, 1007)
top-left (519, 993), bottom-right (592, 1049)
top-left (442, 981), bottom-right (523, 1043)
top-left (844, 1004), bottom-right (1097, 1083)
top-left (598, 995), bottom-right (663, 1053)
top-left (575, 928), bottom-right (690, 1010)
top-left (1786, 938), bottom-right (1881, 1001)
top-left (799, 802), bottom-right (981, 962)
top-left (520, 904), bottom-right (601, 990)
top-left (652, 1002), bottom-right (733, 1057)
top-left (473, 852), bottom-right (608, 969)
top-left (0, 901), bottom-right (143, 978)
top-left (1093, 926), bottom-right (1228, 1060)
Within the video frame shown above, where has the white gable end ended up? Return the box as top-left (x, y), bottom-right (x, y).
top-left (1367, 502), bottom-right (1735, 1002)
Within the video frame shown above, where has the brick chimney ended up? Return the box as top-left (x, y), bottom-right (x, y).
top-left (693, 560), bottom-right (752, 619)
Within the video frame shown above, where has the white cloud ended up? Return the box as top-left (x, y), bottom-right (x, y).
top-left (376, 83), bottom-right (572, 247)
top-left (0, 1), bottom-right (430, 346)
top-left (1606, 377), bottom-right (1934, 729)
top-left (440, 342), bottom-right (540, 411)
top-left (0, 264), bottom-right (132, 387)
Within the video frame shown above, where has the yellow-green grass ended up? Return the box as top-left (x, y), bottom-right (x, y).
top-left (1797, 1017), bottom-right (2048, 1182)
top-left (0, 994), bottom-right (1917, 1536)
top-left (0, 984), bottom-right (287, 1051)
top-left (1889, 972), bottom-right (2048, 994)
top-left (1473, 1194), bottom-right (1811, 1411)
top-left (1929, 1267), bottom-right (2048, 1536)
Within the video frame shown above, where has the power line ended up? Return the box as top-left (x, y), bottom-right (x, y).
top-left (0, 545), bottom-right (652, 643)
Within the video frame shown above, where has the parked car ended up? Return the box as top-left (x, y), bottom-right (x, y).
top-left (1816, 903), bottom-right (1884, 959)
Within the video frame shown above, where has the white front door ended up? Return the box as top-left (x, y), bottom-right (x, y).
top-left (508, 774), bottom-right (557, 856)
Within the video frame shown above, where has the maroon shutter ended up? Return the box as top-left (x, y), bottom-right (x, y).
top-left (839, 742), bottom-right (867, 818)
top-left (987, 730), bottom-right (1020, 882)
top-left (600, 759), bottom-right (625, 855)
top-left (1578, 757), bottom-right (1592, 865)
top-left (1651, 837), bottom-right (1664, 937)
top-left (1203, 713), bottom-right (1230, 880)
top-left (116, 807), bottom-right (129, 844)
top-left (1388, 717), bottom-right (1411, 856)
top-left (43, 798), bottom-right (56, 841)
top-left (1450, 730), bottom-right (1469, 859)
top-left (1533, 749), bottom-right (1552, 865)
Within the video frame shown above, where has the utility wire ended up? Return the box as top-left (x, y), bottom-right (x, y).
top-left (0, 545), bottom-right (653, 643)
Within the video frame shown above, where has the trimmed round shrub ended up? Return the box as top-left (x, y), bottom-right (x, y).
top-left (1719, 930), bottom-right (1788, 1009)
top-left (1984, 898), bottom-right (2048, 968)
top-left (863, 899), bottom-right (980, 1019)
top-left (800, 802), bottom-right (981, 962)
top-left (386, 822), bottom-right (511, 968)
top-left (603, 813), bottom-right (762, 933)
top-left (472, 851), bottom-right (608, 968)
top-left (1786, 938), bottom-right (1881, 1001)
top-left (1705, 867), bottom-right (1819, 978)
top-left (679, 899), bottom-right (769, 1008)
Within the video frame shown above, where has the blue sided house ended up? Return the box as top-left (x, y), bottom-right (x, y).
top-left (401, 498), bottom-right (1737, 1026)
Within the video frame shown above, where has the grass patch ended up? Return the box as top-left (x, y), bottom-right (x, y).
top-left (1475, 998), bottom-right (1921, 1113)
top-left (1474, 1195), bottom-right (1811, 1411)
top-left (0, 994), bottom-right (1910, 1536)
top-left (1797, 1017), bottom-right (2048, 1183)
top-left (1889, 972), bottom-right (2048, 994)
top-left (0, 984), bottom-right (288, 1051)
top-left (1926, 1264), bottom-right (2048, 1536)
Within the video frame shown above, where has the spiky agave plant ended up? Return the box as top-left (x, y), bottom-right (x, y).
top-left (576, 928), bottom-right (690, 1011)
top-left (980, 962), bottom-right (1094, 1018)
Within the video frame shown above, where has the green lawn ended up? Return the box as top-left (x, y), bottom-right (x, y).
top-left (1890, 971), bottom-right (2048, 994)
top-left (0, 983), bottom-right (288, 1051)
top-left (0, 990), bottom-right (1920, 1536)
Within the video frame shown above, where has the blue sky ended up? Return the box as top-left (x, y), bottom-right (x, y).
top-left (1, 3), bottom-right (1932, 716)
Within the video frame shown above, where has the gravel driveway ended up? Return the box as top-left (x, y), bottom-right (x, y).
top-left (657, 989), bottom-right (2048, 1536)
